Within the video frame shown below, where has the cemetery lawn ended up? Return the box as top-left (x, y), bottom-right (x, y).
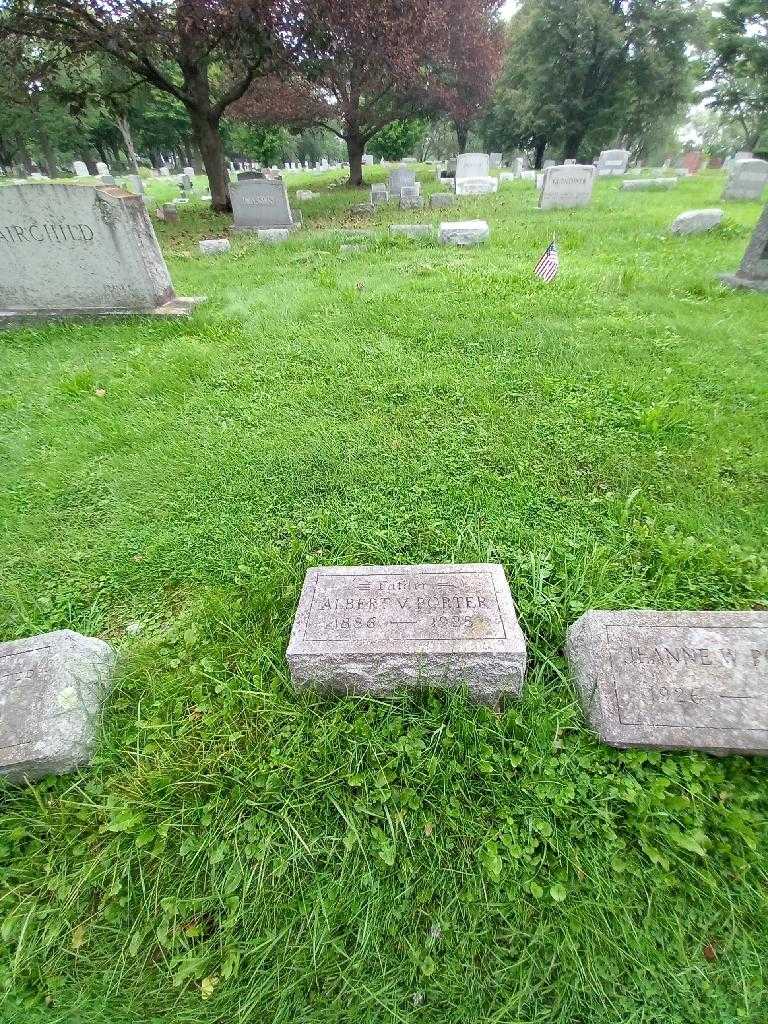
top-left (1, 168), bottom-right (768, 1024)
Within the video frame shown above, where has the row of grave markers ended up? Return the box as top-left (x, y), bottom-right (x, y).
top-left (2, 562), bottom-right (767, 782)
top-left (2, 157), bottom-right (768, 322)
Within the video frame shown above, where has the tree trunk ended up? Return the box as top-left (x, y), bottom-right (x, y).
top-left (564, 133), bottom-right (582, 161)
top-left (38, 124), bottom-right (57, 177)
top-left (191, 110), bottom-right (230, 211)
top-left (116, 115), bottom-right (141, 176)
top-left (534, 139), bottom-right (546, 169)
top-left (345, 132), bottom-right (364, 187)
top-left (455, 121), bottom-right (469, 153)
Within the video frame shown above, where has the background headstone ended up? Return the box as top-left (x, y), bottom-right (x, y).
top-left (387, 168), bottom-right (417, 198)
top-left (566, 610), bottom-right (768, 754)
top-left (0, 630), bottom-right (116, 782)
top-left (439, 220), bottom-right (489, 246)
top-left (287, 564), bottom-right (526, 705)
top-left (72, 160), bottom-right (89, 177)
top-left (230, 179), bottom-right (298, 232)
top-left (538, 164), bottom-right (595, 209)
top-left (722, 159), bottom-right (768, 202)
top-left (670, 209), bottom-right (723, 235)
top-left (596, 149), bottom-right (630, 176)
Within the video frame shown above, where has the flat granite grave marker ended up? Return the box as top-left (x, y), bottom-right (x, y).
top-left (0, 184), bottom-right (202, 324)
top-left (722, 158), bottom-right (768, 202)
top-left (670, 209), bottom-right (723, 235)
top-left (230, 179), bottom-right (299, 232)
top-left (566, 610), bottom-right (768, 754)
top-left (719, 202), bottom-right (768, 292)
top-left (287, 564), bottom-right (527, 704)
top-left (439, 220), bottom-right (489, 245)
top-left (0, 630), bottom-right (116, 781)
top-left (539, 164), bottom-right (595, 209)
top-left (620, 177), bottom-right (676, 191)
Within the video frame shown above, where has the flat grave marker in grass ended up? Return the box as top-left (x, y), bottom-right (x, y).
top-left (719, 202), bottom-right (768, 293)
top-left (0, 630), bottom-right (116, 782)
top-left (538, 164), bottom-right (596, 210)
top-left (0, 183), bottom-right (202, 324)
top-left (287, 563), bottom-right (527, 705)
top-left (566, 611), bottom-right (768, 754)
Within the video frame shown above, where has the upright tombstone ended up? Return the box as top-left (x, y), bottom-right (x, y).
top-left (489, 152), bottom-right (502, 169)
top-left (513, 157), bottom-right (524, 177)
top-left (183, 165), bottom-right (194, 177)
top-left (681, 151), bottom-right (703, 175)
top-left (287, 563), bottom-right (527, 706)
top-left (722, 158), bottom-right (768, 202)
top-left (0, 184), bottom-right (203, 323)
top-left (454, 152), bottom-right (498, 196)
top-left (719, 202), bottom-right (768, 293)
top-left (538, 164), bottom-right (595, 210)
top-left (125, 174), bottom-right (144, 195)
top-left (566, 610), bottom-right (768, 755)
top-left (100, 174), bottom-right (116, 186)
top-left (596, 149), bottom-right (630, 176)
top-left (72, 160), bottom-right (89, 177)
top-left (95, 161), bottom-right (110, 176)
top-left (542, 159), bottom-right (556, 169)
top-left (371, 183), bottom-right (389, 205)
top-left (159, 167), bottom-right (170, 177)
top-left (0, 630), bottom-right (116, 781)
top-left (387, 167), bottom-right (417, 198)
top-left (230, 178), bottom-right (299, 233)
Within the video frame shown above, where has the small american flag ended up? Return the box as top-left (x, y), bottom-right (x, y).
top-left (534, 239), bottom-right (559, 282)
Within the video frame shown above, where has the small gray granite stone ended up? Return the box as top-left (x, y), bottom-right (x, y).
top-left (390, 224), bottom-right (433, 239)
top-left (230, 179), bottom-right (298, 232)
top-left (719, 202), bottom-right (768, 292)
top-left (351, 202), bottom-right (375, 216)
top-left (621, 178), bottom-right (677, 191)
top-left (430, 192), bottom-right (456, 208)
top-left (438, 220), bottom-right (489, 246)
top-left (0, 630), bottom-right (116, 781)
top-left (199, 238), bottom-right (231, 255)
top-left (371, 184), bottom-right (389, 205)
top-left (287, 564), bottom-right (527, 705)
top-left (400, 190), bottom-right (424, 210)
top-left (257, 228), bottom-right (290, 243)
top-left (387, 168), bottom-right (416, 198)
top-left (596, 149), bottom-right (630, 176)
top-left (566, 610), bottom-right (768, 754)
top-left (670, 209), bottom-right (723, 235)
top-left (161, 203), bottom-right (179, 221)
top-left (296, 189), bottom-right (316, 201)
top-left (538, 164), bottom-right (595, 209)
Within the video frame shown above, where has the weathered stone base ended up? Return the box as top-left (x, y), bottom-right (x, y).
top-left (718, 273), bottom-right (768, 293)
top-left (230, 222), bottom-right (299, 234)
top-left (0, 295), bottom-right (205, 327)
top-left (0, 630), bottom-right (116, 782)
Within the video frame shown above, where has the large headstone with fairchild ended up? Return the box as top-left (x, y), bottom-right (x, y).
top-left (0, 630), bottom-right (116, 781)
top-left (287, 563), bottom-right (527, 706)
top-left (596, 149), bottom-right (630, 176)
top-left (566, 610), bottom-right (768, 754)
top-left (722, 158), bottom-right (768, 202)
top-left (230, 178), bottom-right (299, 232)
top-left (0, 184), bottom-right (203, 323)
top-left (719, 202), bottom-right (768, 292)
top-left (539, 164), bottom-right (595, 209)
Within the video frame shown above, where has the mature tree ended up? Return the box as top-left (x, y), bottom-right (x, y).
top-left (705, 0), bottom-right (768, 151)
top-left (233, 0), bottom-right (503, 186)
top-left (368, 119), bottom-right (426, 161)
top-left (485, 0), bottom-right (697, 167)
top-left (2, 0), bottom-right (300, 210)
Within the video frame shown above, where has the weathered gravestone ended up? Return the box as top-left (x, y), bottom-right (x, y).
top-left (371, 183), bottom-right (389, 205)
top-left (230, 179), bottom-right (299, 232)
top-left (0, 630), bottom-right (116, 781)
top-left (454, 153), bottom-right (498, 196)
top-left (287, 564), bottom-right (527, 705)
top-left (237, 171), bottom-right (264, 181)
top-left (400, 184), bottom-right (423, 209)
top-left (596, 149), bottom-right (630, 176)
top-left (430, 192), bottom-right (456, 208)
top-left (722, 159), bottom-right (768, 202)
top-left (0, 184), bottom-right (202, 323)
top-left (125, 174), bottom-right (143, 195)
top-left (387, 168), bottom-right (416, 198)
top-left (538, 164), bottom-right (595, 210)
top-left (719, 202), bottom-right (768, 292)
top-left (72, 160), bottom-right (89, 177)
top-left (670, 209), bottom-right (723, 235)
top-left (543, 159), bottom-right (556, 169)
top-left (95, 161), bottom-right (110, 176)
top-left (199, 238), bottom-right (230, 255)
top-left (566, 610), bottom-right (768, 754)
top-left (439, 220), bottom-right (489, 246)
top-left (620, 178), bottom-right (677, 191)
top-left (490, 152), bottom-right (502, 169)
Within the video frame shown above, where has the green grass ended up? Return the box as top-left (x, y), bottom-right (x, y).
top-left (1, 166), bottom-right (767, 1023)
